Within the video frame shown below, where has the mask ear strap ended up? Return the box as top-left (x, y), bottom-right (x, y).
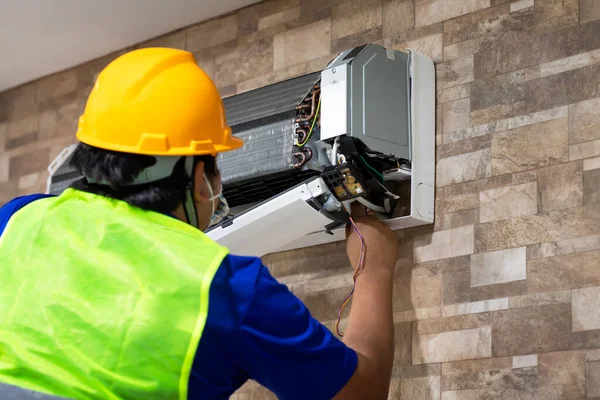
top-left (183, 156), bottom-right (198, 228)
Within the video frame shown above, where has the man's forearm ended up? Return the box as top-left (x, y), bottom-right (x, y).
top-left (342, 267), bottom-right (395, 396)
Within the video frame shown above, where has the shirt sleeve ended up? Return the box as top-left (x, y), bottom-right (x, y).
top-left (0, 194), bottom-right (54, 237)
top-left (230, 255), bottom-right (358, 400)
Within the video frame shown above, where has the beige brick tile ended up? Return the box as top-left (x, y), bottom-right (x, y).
top-left (470, 280), bottom-right (527, 302)
top-left (528, 250), bottom-right (600, 293)
top-left (437, 55), bottom-right (475, 90)
top-left (442, 298), bottom-right (509, 317)
top-left (525, 64), bottom-right (600, 115)
top-left (17, 172), bottom-right (42, 190)
top-left (416, 313), bottom-right (491, 335)
top-left (236, 63), bottom-right (308, 94)
top-left (441, 389), bottom-right (479, 400)
top-left (414, 255), bottom-right (471, 277)
top-left (0, 153), bottom-right (9, 184)
top-left (331, 0), bottom-right (381, 40)
top-left (416, 0), bottom-right (491, 27)
top-left (588, 349), bottom-right (600, 362)
top-left (9, 148), bottom-right (50, 180)
top-left (273, 19), bottom-right (331, 70)
top-left (441, 357), bottom-right (512, 391)
top-left (393, 307), bottom-right (442, 323)
top-left (527, 235), bottom-right (600, 260)
top-left (443, 3), bottom-right (511, 46)
top-left (537, 161), bottom-right (583, 212)
top-left (257, 0), bottom-right (301, 18)
top-left (442, 192), bottom-right (479, 214)
top-left (584, 168), bottom-right (600, 205)
top-left (570, 138), bottom-right (600, 161)
top-left (509, 290), bottom-right (572, 309)
top-left (583, 156), bottom-right (600, 171)
top-left (581, 0), bottom-right (600, 24)
top-left (539, 350), bottom-right (586, 400)
top-left (237, 6), bottom-right (260, 36)
top-left (470, 70), bottom-right (525, 117)
top-left (526, 49), bottom-right (600, 82)
top-left (480, 182), bottom-right (538, 223)
top-left (437, 149), bottom-right (491, 187)
top-left (436, 135), bottom-right (492, 160)
top-left (513, 354), bottom-right (538, 368)
top-left (401, 376), bottom-right (441, 400)
top-left (186, 14), bottom-right (238, 52)
top-left (36, 70), bottom-right (78, 104)
top-left (506, 105), bottom-right (567, 130)
top-left (383, 0), bottom-right (414, 38)
top-left (491, 118), bottom-right (569, 175)
top-left (258, 6), bottom-right (301, 30)
top-left (292, 272), bottom-right (354, 294)
top-left (215, 39), bottom-right (273, 88)
top-left (437, 83), bottom-right (471, 104)
top-left (588, 361), bottom-right (600, 398)
top-left (6, 114), bottom-right (37, 140)
top-left (437, 209), bottom-right (480, 231)
top-left (476, 205), bottom-right (600, 253)
top-left (395, 364), bottom-right (443, 381)
top-left (492, 304), bottom-right (573, 356)
top-left (414, 225), bottom-right (475, 263)
top-left (413, 327), bottom-right (492, 364)
top-left (572, 286), bottom-right (600, 332)
top-left (442, 267), bottom-right (471, 305)
top-left (470, 247), bottom-right (526, 287)
top-left (0, 82), bottom-right (37, 119)
top-left (569, 97), bottom-right (600, 145)
top-left (510, 0), bottom-right (534, 11)
top-left (444, 38), bottom-right (480, 62)
top-left (443, 119), bottom-right (507, 143)
top-left (442, 98), bottom-right (471, 134)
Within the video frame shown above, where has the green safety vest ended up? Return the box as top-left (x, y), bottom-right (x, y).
top-left (0, 189), bottom-right (228, 399)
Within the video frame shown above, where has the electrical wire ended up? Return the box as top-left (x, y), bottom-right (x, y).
top-left (330, 137), bottom-right (340, 165)
top-left (335, 215), bottom-right (366, 337)
top-left (360, 155), bottom-right (385, 183)
top-left (298, 98), bottom-right (321, 146)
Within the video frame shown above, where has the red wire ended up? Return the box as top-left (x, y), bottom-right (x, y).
top-left (335, 216), bottom-right (366, 337)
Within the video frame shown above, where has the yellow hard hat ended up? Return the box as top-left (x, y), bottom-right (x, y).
top-left (76, 48), bottom-right (243, 156)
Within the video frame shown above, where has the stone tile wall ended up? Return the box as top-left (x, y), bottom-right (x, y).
top-left (1, 0), bottom-right (600, 398)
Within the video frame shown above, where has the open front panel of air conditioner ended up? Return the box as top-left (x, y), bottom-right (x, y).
top-left (46, 44), bottom-right (435, 257)
top-left (208, 44), bottom-right (435, 256)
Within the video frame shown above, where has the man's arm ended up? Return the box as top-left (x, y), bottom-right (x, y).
top-left (334, 204), bottom-right (398, 400)
top-left (223, 204), bottom-right (398, 400)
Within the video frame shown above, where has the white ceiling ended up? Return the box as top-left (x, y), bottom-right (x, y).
top-left (0, 0), bottom-right (261, 92)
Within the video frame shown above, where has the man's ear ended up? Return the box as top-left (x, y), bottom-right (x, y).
top-left (193, 161), bottom-right (211, 202)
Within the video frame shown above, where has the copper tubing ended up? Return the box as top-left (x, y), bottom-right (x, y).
top-left (296, 89), bottom-right (320, 122)
top-left (293, 147), bottom-right (313, 169)
top-left (296, 128), bottom-right (308, 144)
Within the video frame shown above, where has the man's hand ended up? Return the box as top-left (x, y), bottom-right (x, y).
top-left (334, 202), bottom-right (398, 400)
top-left (346, 202), bottom-right (398, 275)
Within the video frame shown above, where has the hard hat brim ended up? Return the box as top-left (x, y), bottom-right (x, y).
top-left (76, 130), bottom-right (244, 157)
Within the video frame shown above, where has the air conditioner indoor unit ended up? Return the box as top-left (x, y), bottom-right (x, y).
top-left (47, 43), bottom-right (436, 257)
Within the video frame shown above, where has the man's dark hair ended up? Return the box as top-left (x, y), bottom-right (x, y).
top-left (70, 143), bottom-right (217, 214)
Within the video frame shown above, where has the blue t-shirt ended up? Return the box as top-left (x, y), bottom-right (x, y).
top-left (0, 195), bottom-right (357, 400)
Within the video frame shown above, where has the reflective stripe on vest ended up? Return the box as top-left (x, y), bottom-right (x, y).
top-left (0, 189), bottom-right (228, 400)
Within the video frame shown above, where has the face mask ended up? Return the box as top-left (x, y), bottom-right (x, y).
top-left (203, 174), bottom-right (230, 228)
